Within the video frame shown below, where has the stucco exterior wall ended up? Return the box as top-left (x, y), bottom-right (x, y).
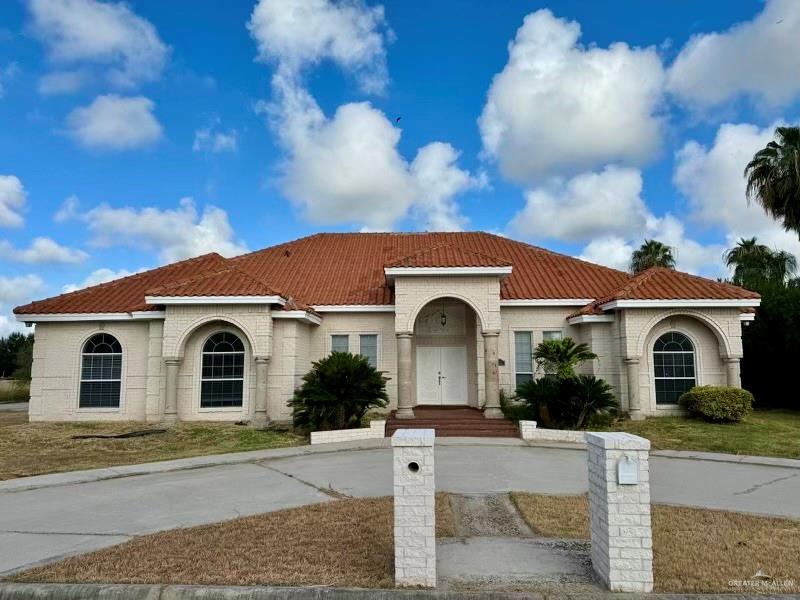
top-left (28, 321), bottom-right (151, 422)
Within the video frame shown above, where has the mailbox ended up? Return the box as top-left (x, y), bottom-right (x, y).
top-left (617, 454), bottom-right (639, 485)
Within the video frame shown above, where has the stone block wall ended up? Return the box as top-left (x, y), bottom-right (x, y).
top-left (585, 432), bottom-right (653, 593)
top-left (310, 420), bottom-right (386, 444)
top-left (392, 428), bottom-right (436, 588)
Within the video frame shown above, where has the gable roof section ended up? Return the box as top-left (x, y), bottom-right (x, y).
top-left (571, 267), bottom-right (760, 316)
top-left (386, 243), bottom-right (512, 268)
top-left (14, 253), bottom-right (229, 315)
top-left (14, 233), bottom-right (761, 317)
top-left (145, 265), bottom-right (283, 299)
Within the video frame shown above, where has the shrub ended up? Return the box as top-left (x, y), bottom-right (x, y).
top-left (516, 375), bottom-right (618, 429)
top-left (289, 352), bottom-right (389, 431)
top-left (499, 388), bottom-right (535, 421)
top-left (679, 386), bottom-right (754, 423)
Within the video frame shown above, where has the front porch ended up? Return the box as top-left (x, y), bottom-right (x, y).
top-left (385, 406), bottom-right (519, 437)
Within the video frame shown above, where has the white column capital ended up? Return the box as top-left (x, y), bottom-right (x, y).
top-left (624, 356), bottom-right (640, 365)
top-left (396, 331), bottom-right (413, 339)
top-left (254, 355), bottom-right (270, 364)
top-left (481, 329), bottom-right (501, 338)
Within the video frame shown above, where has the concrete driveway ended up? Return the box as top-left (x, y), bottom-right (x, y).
top-left (1, 441), bottom-right (798, 575)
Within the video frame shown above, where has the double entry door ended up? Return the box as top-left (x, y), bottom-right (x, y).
top-left (416, 345), bottom-right (468, 405)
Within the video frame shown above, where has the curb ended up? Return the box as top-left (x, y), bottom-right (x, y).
top-left (649, 449), bottom-right (800, 470)
top-left (0, 583), bottom-right (794, 600)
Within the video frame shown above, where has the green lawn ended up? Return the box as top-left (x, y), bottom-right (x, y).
top-left (606, 409), bottom-right (800, 459)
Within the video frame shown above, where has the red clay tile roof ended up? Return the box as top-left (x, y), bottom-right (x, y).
top-left (571, 267), bottom-right (760, 316)
top-left (146, 265), bottom-right (282, 298)
top-left (14, 253), bottom-right (228, 315)
top-left (13, 233), bottom-right (759, 316)
top-left (386, 243), bottom-right (512, 268)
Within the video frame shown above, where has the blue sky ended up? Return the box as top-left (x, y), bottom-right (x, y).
top-left (1, 0), bottom-right (799, 333)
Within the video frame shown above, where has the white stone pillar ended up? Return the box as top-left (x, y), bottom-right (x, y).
top-left (164, 357), bottom-right (181, 424)
top-left (392, 428), bottom-right (436, 588)
top-left (585, 432), bottom-right (653, 593)
top-left (482, 330), bottom-right (503, 419)
top-left (253, 356), bottom-right (270, 426)
top-left (725, 357), bottom-right (741, 388)
top-left (396, 332), bottom-right (415, 419)
top-left (624, 357), bottom-right (643, 420)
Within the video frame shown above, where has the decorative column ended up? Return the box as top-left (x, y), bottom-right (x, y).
top-left (624, 357), bottom-right (643, 421)
top-left (482, 330), bottom-right (503, 419)
top-left (253, 356), bottom-right (270, 426)
top-left (164, 357), bottom-right (181, 424)
top-left (725, 357), bottom-right (741, 388)
top-left (396, 332), bottom-right (415, 419)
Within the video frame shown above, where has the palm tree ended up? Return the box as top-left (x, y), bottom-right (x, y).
top-left (745, 126), bottom-right (800, 236)
top-left (533, 338), bottom-right (597, 379)
top-left (724, 237), bottom-right (797, 289)
top-left (629, 239), bottom-right (676, 274)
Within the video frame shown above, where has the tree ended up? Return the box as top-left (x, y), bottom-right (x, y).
top-left (0, 332), bottom-right (32, 378)
top-left (533, 337), bottom-right (597, 379)
top-left (289, 352), bottom-right (389, 431)
top-left (629, 239), bottom-right (676, 274)
top-left (745, 125), bottom-right (800, 236)
top-left (724, 237), bottom-right (797, 290)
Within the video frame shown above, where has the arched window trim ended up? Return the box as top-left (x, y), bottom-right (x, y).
top-left (200, 331), bottom-right (246, 409)
top-left (652, 330), bottom-right (697, 406)
top-left (79, 333), bottom-right (123, 409)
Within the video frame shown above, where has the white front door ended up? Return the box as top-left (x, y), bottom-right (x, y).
top-left (416, 345), bottom-right (468, 405)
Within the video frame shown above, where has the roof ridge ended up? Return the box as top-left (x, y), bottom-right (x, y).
top-left (386, 242), bottom-right (511, 267)
top-left (146, 263), bottom-right (281, 296)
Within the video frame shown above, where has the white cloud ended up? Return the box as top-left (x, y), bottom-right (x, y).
top-left (66, 94), bottom-right (162, 150)
top-left (578, 236), bottom-right (635, 272)
top-left (478, 9), bottom-right (665, 183)
top-left (0, 274), bottom-right (44, 336)
top-left (61, 267), bottom-right (141, 293)
top-left (510, 166), bottom-right (649, 242)
top-left (84, 197), bottom-right (247, 262)
top-left (193, 123), bottom-right (238, 153)
top-left (667, 0), bottom-right (800, 109)
top-left (0, 237), bottom-right (88, 264)
top-left (266, 77), bottom-right (478, 231)
top-left (28, 0), bottom-right (168, 89)
top-left (674, 121), bottom-right (800, 260)
top-left (38, 69), bottom-right (89, 95)
top-left (0, 175), bottom-right (26, 228)
top-left (248, 0), bottom-right (390, 94)
top-left (54, 195), bottom-right (79, 222)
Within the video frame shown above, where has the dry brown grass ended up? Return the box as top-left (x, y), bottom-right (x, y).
top-left (511, 492), bottom-right (800, 594)
top-left (0, 420), bottom-right (304, 480)
top-left (14, 495), bottom-right (456, 589)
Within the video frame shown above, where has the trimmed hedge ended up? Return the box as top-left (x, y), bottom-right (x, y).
top-left (679, 386), bottom-right (754, 423)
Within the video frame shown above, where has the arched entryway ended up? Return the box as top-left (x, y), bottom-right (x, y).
top-left (412, 298), bottom-right (479, 407)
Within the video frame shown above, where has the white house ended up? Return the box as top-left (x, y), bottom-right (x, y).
top-left (14, 232), bottom-right (760, 424)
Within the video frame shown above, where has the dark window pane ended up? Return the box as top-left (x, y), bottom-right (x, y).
top-left (201, 380), bottom-right (243, 407)
top-left (515, 373), bottom-right (533, 389)
top-left (203, 332), bottom-right (244, 353)
top-left (79, 381), bottom-right (121, 408)
top-left (83, 333), bottom-right (122, 354)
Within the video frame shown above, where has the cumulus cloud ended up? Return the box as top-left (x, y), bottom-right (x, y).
top-left (577, 236), bottom-right (635, 272)
top-left (674, 121), bottom-right (800, 260)
top-left (478, 9), bottom-right (665, 183)
top-left (84, 197), bottom-right (247, 262)
top-left (0, 237), bottom-right (88, 264)
top-left (248, 0), bottom-right (390, 94)
top-left (265, 77), bottom-right (479, 230)
top-left (668, 0), bottom-right (800, 109)
top-left (193, 122), bottom-right (238, 153)
top-left (28, 0), bottom-right (168, 89)
top-left (0, 274), bottom-right (44, 336)
top-left (509, 166), bottom-right (649, 242)
top-left (0, 175), bottom-right (26, 228)
top-left (38, 69), bottom-right (89, 95)
top-left (66, 94), bottom-right (163, 150)
top-left (61, 267), bottom-right (142, 293)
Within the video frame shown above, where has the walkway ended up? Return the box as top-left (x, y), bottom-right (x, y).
top-left (1, 440), bottom-right (798, 575)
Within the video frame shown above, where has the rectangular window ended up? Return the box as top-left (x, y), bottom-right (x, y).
top-left (79, 354), bottom-right (122, 408)
top-left (359, 334), bottom-right (378, 368)
top-left (331, 334), bottom-right (349, 353)
top-left (542, 330), bottom-right (564, 341)
top-left (514, 331), bottom-right (533, 388)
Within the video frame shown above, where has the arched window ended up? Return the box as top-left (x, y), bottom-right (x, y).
top-left (653, 332), bottom-right (696, 405)
top-left (201, 332), bottom-right (245, 408)
top-left (80, 333), bottom-right (122, 408)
